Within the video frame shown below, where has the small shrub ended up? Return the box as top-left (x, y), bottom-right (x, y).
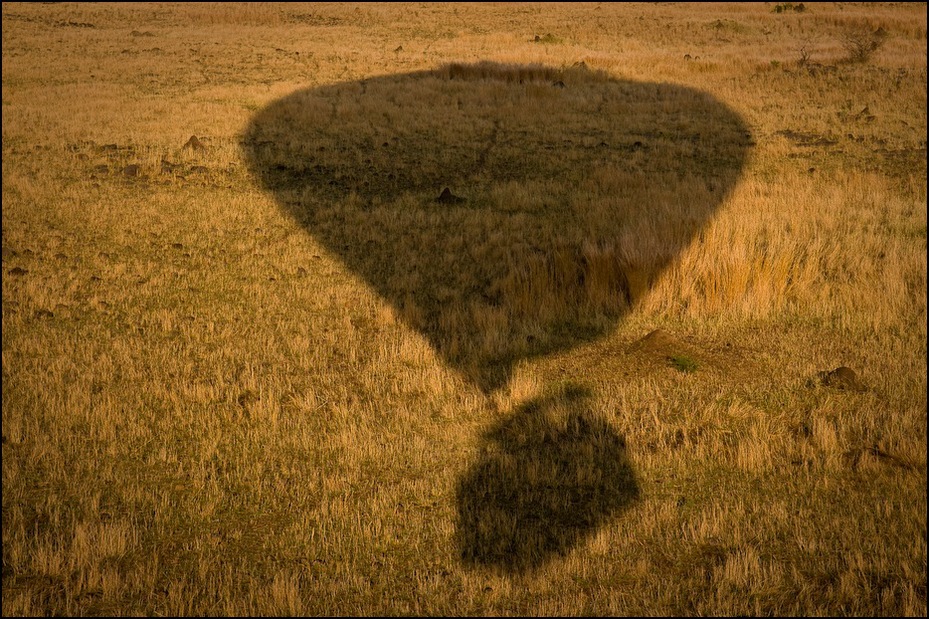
top-left (841, 26), bottom-right (888, 63)
top-left (796, 40), bottom-right (816, 67)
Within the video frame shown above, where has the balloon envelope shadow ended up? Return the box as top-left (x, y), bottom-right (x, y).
top-left (242, 62), bottom-right (750, 394)
top-left (456, 384), bottom-right (638, 572)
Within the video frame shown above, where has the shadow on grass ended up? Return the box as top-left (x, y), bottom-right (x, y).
top-left (242, 61), bottom-right (750, 394)
top-left (456, 384), bottom-right (638, 573)
top-left (242, 61), bottom-right (749, 573)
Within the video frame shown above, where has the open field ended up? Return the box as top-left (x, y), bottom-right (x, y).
top-left (2, 2), bottom-right (926, 615)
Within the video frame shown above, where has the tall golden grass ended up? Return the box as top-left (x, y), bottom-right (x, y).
top-left (2, 2), bottom-right (926, 615)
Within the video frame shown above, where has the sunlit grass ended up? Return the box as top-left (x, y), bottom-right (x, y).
top-left (2, 2), bottom-right (926, 615)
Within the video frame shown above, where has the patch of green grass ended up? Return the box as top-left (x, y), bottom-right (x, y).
top-left (669, 354), bottom-right (699, 373)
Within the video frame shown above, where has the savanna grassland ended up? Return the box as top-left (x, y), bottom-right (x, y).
top-left (2, 2), bottom-right (926, 616)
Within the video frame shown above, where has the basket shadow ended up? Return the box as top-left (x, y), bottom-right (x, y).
top-left (456, 384), bottom-right (638, 573)
top-left (241, 61), bottom-right (751, 394)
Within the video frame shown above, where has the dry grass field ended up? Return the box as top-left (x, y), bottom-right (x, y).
top-left (2, 2), bottom-right (926, 615)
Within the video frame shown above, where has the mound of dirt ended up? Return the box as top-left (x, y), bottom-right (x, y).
top-left (183, 135), bottom-right (206, 152)
top-left (817, 366), bottom-right (866, 392)
top-left (626, 328), bottom-right (680, 354)
top-left (436, 187), bottom-right (465, 205)
top-left (626, 329), bottom-right (700, 372)
top-left (842, 446), bottom-right (917, 473)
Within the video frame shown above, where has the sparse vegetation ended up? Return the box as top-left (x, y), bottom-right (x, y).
top-left (794, 36), bottom-right (819, 67)
top-left (773, 3), bottom-right (807, 15)
top-left (2, 2), bottom-right (926, 616)
top-left (532, 33), bottom-right (562, 44)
